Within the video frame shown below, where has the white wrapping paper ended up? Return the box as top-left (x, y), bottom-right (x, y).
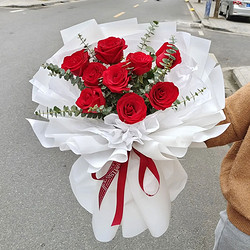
top-left (28, 18), bottom-right (229, 242)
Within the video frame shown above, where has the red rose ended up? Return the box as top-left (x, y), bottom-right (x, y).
top-left (76, 88), bottom-right (106, 113)
top-left (156, 43), bottom-right (181, 69)
top-left (94, 37), bottom-right (128, 64)
top-left (102, 63), bottom-right (130, 93)
top-left (82, 62), bottom-right (106, 88)
top-left (146, 82), bottom-right (179, 110)
top-left (117, 93), bottom-right (147, 124)
top-left (126, 52), bottom-right (153, 75)
top-left (61, 49), bottom-right (89, 76)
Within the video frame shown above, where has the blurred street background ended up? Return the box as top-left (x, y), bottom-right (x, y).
top-left (0, 0), bottom-right (250, 249)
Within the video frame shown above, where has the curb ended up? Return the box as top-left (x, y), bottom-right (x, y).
top-left (201, 21), bottom-right (232, 33)
top-left (232, 66), bottom-right (250, 87)
top-left (202, 19), bottom-right (250, 36)
top-left (185, 0), bottom-right (201, 23)
top-left (0, 0), bottom-right (69, 8)
top-left (222, 67), bottom-right (240, 96)
top-left (177, 21), bottom-right (203, 29)
top-left (222, 66), bottom-right (250, 95)
top-left (186, 0), bottom-right (233, 33)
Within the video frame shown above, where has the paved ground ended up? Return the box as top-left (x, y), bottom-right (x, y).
top-left (0, 1), bottom-right (249, 248)
top-left (188, 0), bottom-right (250, 88)
top-left (189, 0), bottom-right (250, 34)
top-left (0, 0), bottom-right (72, 7)
top-left (1, 0), bottom-right (250, 88)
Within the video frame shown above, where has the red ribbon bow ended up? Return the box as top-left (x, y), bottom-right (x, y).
top-left (92, 149), bottom-right (160, 226)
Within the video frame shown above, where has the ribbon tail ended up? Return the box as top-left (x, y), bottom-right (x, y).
top-left (92, 161), bottom-right (121, 209)
top-left (111, 159), bottom-right (129, 226)
top-left (134, 148), bottom-right (160, 196)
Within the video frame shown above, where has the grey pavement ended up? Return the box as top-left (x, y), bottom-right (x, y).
top-left (189, 0), bottom-right (250, 35)
top-left (187, 0), bottom-right (250, 88)
top-left (1, 0), bottom-right (250, 88)
top-left (0, 0), bottom-right (73, 7)
top-left (0, 1), bottom-right (249, 249)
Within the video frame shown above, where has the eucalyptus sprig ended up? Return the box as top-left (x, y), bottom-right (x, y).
top-left (35, 87), bottom-right (207, 120)
top-left (138, 21), bottom-right (159, 51)
top-left (35, 104), bottom-right (114, 120)
top-left (78, 33), bottom-right (96, 59)
top-left (88, 105), bottom-right (113, 116)
top-left (35, 105), bottom-right (82, 119)
top-left (42, 63), bottom-right (85, 91)
top-left (169, 35), bottom-right (177, 45)
top-left (154, 39), bottom-right (179, 82)
top-left (172, 87), bottom-right (207, 110)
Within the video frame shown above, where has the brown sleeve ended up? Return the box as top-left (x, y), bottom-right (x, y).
top-left (205, 82), bottom-right (250, 147)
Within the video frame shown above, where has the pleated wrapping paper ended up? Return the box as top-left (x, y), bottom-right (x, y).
top-left (27, 18), bottom-right (229, 242)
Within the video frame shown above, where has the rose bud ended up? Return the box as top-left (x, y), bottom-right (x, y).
top-left (126, 52), bottom-right (153, 76)
top-left (146, 82), bottom-right (179, 110)
top-left (61, 49), bottom-right (89, 76)
top-left (156, 43), bottom-right (181, 69)
top-left (82, 62), bottom-right (106, 88)
top-left (76, 88), bottom-right (106, 113)
top-left (102, 63), bottom-right (130, 93)
top-left (94, 37), bottom-right (128, 65)
top-left (117, 92), bottom-right (147, 124)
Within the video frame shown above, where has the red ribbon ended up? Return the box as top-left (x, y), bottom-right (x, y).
top-left (92, 149), bottom-right (160, 226)
top-left (91, 153), bottom-right (130, 226)
top-left (91, 161), bottom-right (123, 209)
top-left (133, 148), bottom-right (160, 196)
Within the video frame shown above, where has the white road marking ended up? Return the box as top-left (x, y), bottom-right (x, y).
top-left (134, 4), bottom-right (139, 8)
top-left (10, 9), bottom-right (25, 13)
top-left (198, 30), bottom-right (204, 36)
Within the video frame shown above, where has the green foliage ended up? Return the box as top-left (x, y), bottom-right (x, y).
top-left (37, 23), bottom-right (208, 122)
top-left (35, 105), bottom-right (81, 119)
top-left (42, 63), bottom-right (85, 91)
top-left (78, 33), bottom-right (96, 59)
top-left (171, 87), bottom-right (207, 110)
top-left (88, 105), bottom-right (113, 116)
top-left (138, 21), bottom-right (159, 51)
top-left (169, 35), bottom-right (177, 44)
top-left (34, 104), bottom-right (114, 120)
top-left (145, 46), bottom-right (155, 54)
top-left (153, 37), bottom-right (178, 82)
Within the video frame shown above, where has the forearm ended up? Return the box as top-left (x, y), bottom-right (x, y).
top-left (205, 82), bottom-right (250, 147)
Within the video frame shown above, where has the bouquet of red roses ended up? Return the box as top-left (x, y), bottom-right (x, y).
top-left (28, 18), bottom-right (229, 242)
top-left (42, 21), bottom-right (182, 125)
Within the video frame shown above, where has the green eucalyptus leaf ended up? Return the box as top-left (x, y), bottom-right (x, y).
top-left (166, 49), bottom-right (176, 54)
top-left (53, 106), bottom-right (61, 113)
top-left (169, 54), bottom-right (176, 60)
top-left (175, 99), bottom-right (181, 104)
top-left (146, 46), bottom-right (155, 54)
top-left (162, 58), bottom-right (170, 64)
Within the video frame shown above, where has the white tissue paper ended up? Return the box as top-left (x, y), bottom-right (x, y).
top-left (28, 18), bottom-right (229, 242)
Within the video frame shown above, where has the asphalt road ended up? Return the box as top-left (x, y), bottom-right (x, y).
top-left (0, 0), bottom-right (234, 249)
top-left (177, 25), bottom-right (250, 69)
